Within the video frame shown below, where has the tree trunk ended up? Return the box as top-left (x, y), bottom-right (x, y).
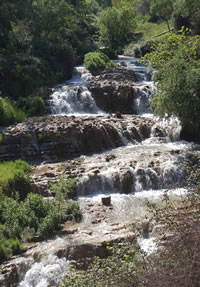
top-left (166, 20), bottom-right (170, 31)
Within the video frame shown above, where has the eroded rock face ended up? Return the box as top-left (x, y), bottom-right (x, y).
top-left (0, 115), bottom-right (157, 162)
top-left (88, 67), bottom-right (137, 113)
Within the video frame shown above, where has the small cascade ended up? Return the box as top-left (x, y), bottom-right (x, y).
top-left (116, 57), bottom-right (152, 82)
top-left (133, 83), bottom-right (155, 115)
top-left (76, 142), bottom-right (188, 196)
top-left (137, 228), bottom-right (157, 255)
top-left (17, 238), bottom-right (69, 287)
top-left (77, 160), bottom-right (185, 196)
top-left (49, 85), bottom-right (102, 115)
top-left (157, 116), bottom-right (182, 142)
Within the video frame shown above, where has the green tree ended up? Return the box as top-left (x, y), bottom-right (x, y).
top-left (136, 0), bottom-right (152, 16)
top-left (0, 0), bottom-right (96, 101)
top-left (150, 0), bottom-right (173, 30)
top-left (173, 0), bottom-right (200, 34)
top-left (144, 31), bottom-right (200, 140)
top-left (98, 3), bottom-right (136, 51)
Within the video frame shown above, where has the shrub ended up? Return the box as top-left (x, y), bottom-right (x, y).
top-left (0, 97), bottom-right (26, 126)
top-left (124, 40), bottom-right (155, 58)
top-left (50, 176), bottom-right (78, 202)
top-left (60, 241), bottom-right (144, 287)
top-left (0, 160), bottom-right (31, 199)
top-left (0, 193), bottom-right (62, 240)
top-left (84, 52), bottom-right (116, 73)
top-left (38, 206), bottom-right (61, 236)
top-left (18, 96), bottom-right (45, 116)
top-left (64, 200), bottom-right (82, 222)
top-left (98, 48), bottom-right (117, 59)
top-left (143, 30), bottom-right (200, 140)
top-left (6, 239), bottom-right (22, 255)
top-left (0, 236), bottom-right (23, 263)
top-left (0, 240), bottom-right (11, 263)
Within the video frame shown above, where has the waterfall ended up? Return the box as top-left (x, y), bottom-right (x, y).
top-left (133, 83), bottom-right (154, 115)
top-left (76, 142), bottom-right (188, 196)
top-left (17, 238), bottom-right (69, 287)
top-left (4, 57), bottom-right (199, 287)
top-left (48, 66), bottom-right (103, 115)
top-left (49, 85), bottom-right (102, 115)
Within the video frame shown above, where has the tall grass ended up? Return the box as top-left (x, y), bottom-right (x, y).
top-left (0, 97), bottom-right (27, 126)
top-left (136, 17), bottom-right (173, 41)
top-left (0, 160), bottom-right (31, 199)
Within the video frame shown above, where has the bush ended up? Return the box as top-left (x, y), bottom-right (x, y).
top-left (98, 48), bottom-right (117, 59)
top-left (18, 96), bottom-right (45, 116)
top-left (143, 30), bottom-right (200, 141)
top-left (124, 40), bottom-right (155, 58)
top-left (0, 193), bottom-right (62, 240)
top-left (38, 206), bottom-right (61, 236)
top-left (50, 176), bottom-right (78, 202)
top-left (84, 52), bottom-right (116, 72)
top-left (0, 160), bottom-right (31, 199)
top-left (64, 200), bottom-right (82, 222)
top-left (0, 97), bottom-right (26, 126)
top-left (0, 240), bottom-right (11, 263)
top-left (60, 241), bottom-right (144, 287)
top-left (6, 239), bottom-right (22, 255)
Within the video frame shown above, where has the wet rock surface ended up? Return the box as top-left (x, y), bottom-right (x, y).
top-left (88, 67), bottom-right (138, 113)
top-left (30, 140), bottom-right (194, 196)
top-left (0, 115), bottom-right (157, 162)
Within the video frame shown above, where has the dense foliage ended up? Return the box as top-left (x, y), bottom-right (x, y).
top-left (144, 30), bottom-right (200, 140)
top-left (84, 51), bottom-right (116, 72)
top-left (98, 3), bottom-right (136, 52)
top-left (0, 98), bottom-right (27, 126)
top-left (0, 162), bottom-right (82, 263)
top-left (0, 0), bottom-right (96, 101)
top-left (0, 160), bottom-right (31, 199)
top-left (0, 0), bottom-right (199, 120)
top-left (60, 241), bottom-right (144, 287)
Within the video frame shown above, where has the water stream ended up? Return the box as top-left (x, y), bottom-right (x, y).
top-left (1, 57), bottom-right (199, 287)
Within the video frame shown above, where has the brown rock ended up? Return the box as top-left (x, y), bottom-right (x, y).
top-left (102, 196), bottom-right (111, 206)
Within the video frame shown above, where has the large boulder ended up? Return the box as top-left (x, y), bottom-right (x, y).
top-left (88, 67), bottom-right (137, 113)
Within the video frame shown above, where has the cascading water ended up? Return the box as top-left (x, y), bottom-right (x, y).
top-left (49, 85), bottom-right (102, 115)
top-left (2, 57), bottom-right (199, 287)
top-left (48, 67), bottom-right (103, 115)
top-left (18, 238), bottom-right (69, 287)
top-left (133, 82), bottom-right (154, 115)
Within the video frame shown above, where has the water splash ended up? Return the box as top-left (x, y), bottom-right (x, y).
top-left (17, 238), bottom-right (69, 287)
top-left (49, 85), bottom-right (103, 115)
top-left (133, 83), bottom-right (155, 115)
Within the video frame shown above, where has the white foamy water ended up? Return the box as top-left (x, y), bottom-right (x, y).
top-left (49, 85), bottom-right (103, 115)
top-left (138, 235), bottom-right (157, 255)
top-left (78, 188), bottom-right (187, 224)
top-left (18, 256), bottom-right (67, 287)
top-left (18, 238), bottom-right (69, 287)
top-left (76, 139), bottom-right (195, 196)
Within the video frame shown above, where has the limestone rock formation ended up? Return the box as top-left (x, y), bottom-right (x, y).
top-left (0, 115), bottom-right (157, 162)
top-left (88, 67), bottom-right (137, 113)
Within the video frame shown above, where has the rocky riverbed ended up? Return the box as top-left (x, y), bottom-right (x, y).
top-left (0, 114), bottom-right (162, 162)
top-left (1, 61), bottom-right (200, 287)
